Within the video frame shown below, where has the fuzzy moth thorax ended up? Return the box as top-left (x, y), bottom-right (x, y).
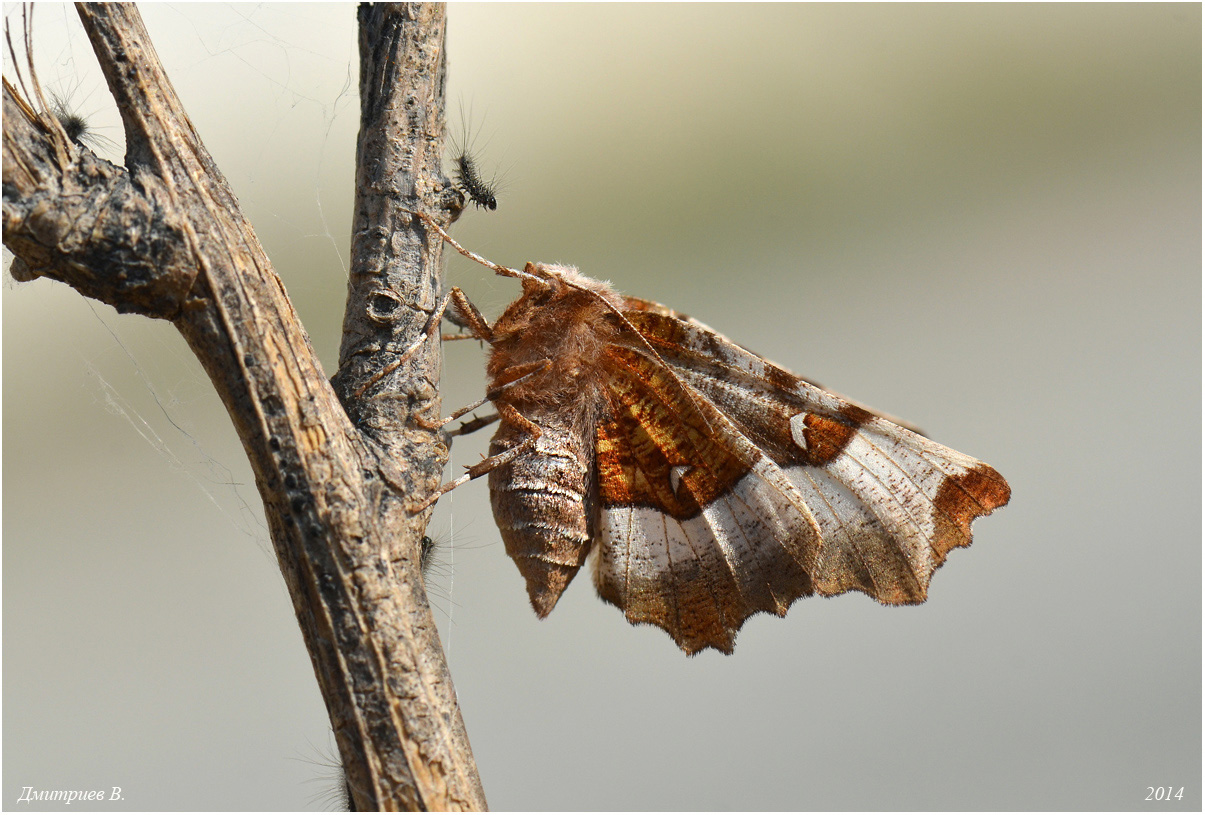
top-left (487, 264), bottom-right (623, 407)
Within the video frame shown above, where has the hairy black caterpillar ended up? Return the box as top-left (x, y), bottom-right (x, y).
top-left (419, 534), bottom-right (437, 574)
top-left (448, 106), bottom-right (502, 212)
top-left (452, 149), bottom-right (499, 211)
top-left (51, 96), bottom-right (89, 144)
top-left (48, 91), bottom-right (117, 153)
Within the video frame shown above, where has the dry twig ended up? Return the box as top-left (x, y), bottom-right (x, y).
top-left (2, 3), bottom-right (483, 809)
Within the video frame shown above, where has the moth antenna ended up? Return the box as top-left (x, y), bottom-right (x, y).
top-left (407, 210), bottom-right (542, 284)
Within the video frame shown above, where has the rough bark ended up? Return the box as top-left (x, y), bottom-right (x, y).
top-left (2, 3), bottom-right (483, 810)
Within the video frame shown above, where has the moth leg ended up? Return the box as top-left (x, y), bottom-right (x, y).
top-left (439, 295), bottom-right (491, 342)
top-left (411, 402), bottom-right (541, 513)
top-left (414, 358), bottom-right (551, 431)
top-left (448, 412), bottom-right (499, 437)
top-left (351, 287), bottom-right (489, 399)
top-left (415, 394), bottom-right (492, 431)
top-left (445, 287), bottom-right (492, 342)
top-left (488, 358), bottom-right (551, 392)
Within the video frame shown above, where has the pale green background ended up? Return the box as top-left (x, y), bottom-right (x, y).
top-left (5, 3), bottom-right (1200, 811)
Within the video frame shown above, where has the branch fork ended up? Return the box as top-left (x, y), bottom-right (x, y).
top-left (3, 3), bottom-right (485, 810)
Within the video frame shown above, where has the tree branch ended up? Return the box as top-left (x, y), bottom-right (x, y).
top-left (2, 2), bottom-right (483, 810)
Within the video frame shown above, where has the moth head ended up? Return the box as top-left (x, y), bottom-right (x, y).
top-left (514, 262), bottom-right (555, 301)
top-left (498, 263), bottom-right (622, 338)
top-left (523, 262), bottom-right (616, 299)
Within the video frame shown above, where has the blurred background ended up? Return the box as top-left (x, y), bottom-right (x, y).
top-left (4, 3), bottom-right (1200, 811)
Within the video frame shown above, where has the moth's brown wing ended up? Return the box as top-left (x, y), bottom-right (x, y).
top-left (593, 342), bottom-right (829, 655)
top-left (619, 296), bottom-right (927, 435)
top-left (612, 308), bottom-right (1010, 610)
top-left (619, 295), bottom-right (692, 320)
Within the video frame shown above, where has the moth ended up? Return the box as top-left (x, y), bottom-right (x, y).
top-left (396, 212), bottom-right (1011, 655)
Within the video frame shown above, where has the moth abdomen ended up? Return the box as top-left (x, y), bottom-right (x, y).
top-left (489, 419), bottom-right (593, 617)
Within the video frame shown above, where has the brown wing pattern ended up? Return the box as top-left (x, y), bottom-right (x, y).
top-left (591, 306), bottom-right (1010, 653)
top-left (594, 345), bottom-right (823, 654)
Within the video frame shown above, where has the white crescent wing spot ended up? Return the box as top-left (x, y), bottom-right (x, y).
top-left (789, 412), bottom-right (809, 451)
top-left (669, 464), bottom-right (691, 496)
